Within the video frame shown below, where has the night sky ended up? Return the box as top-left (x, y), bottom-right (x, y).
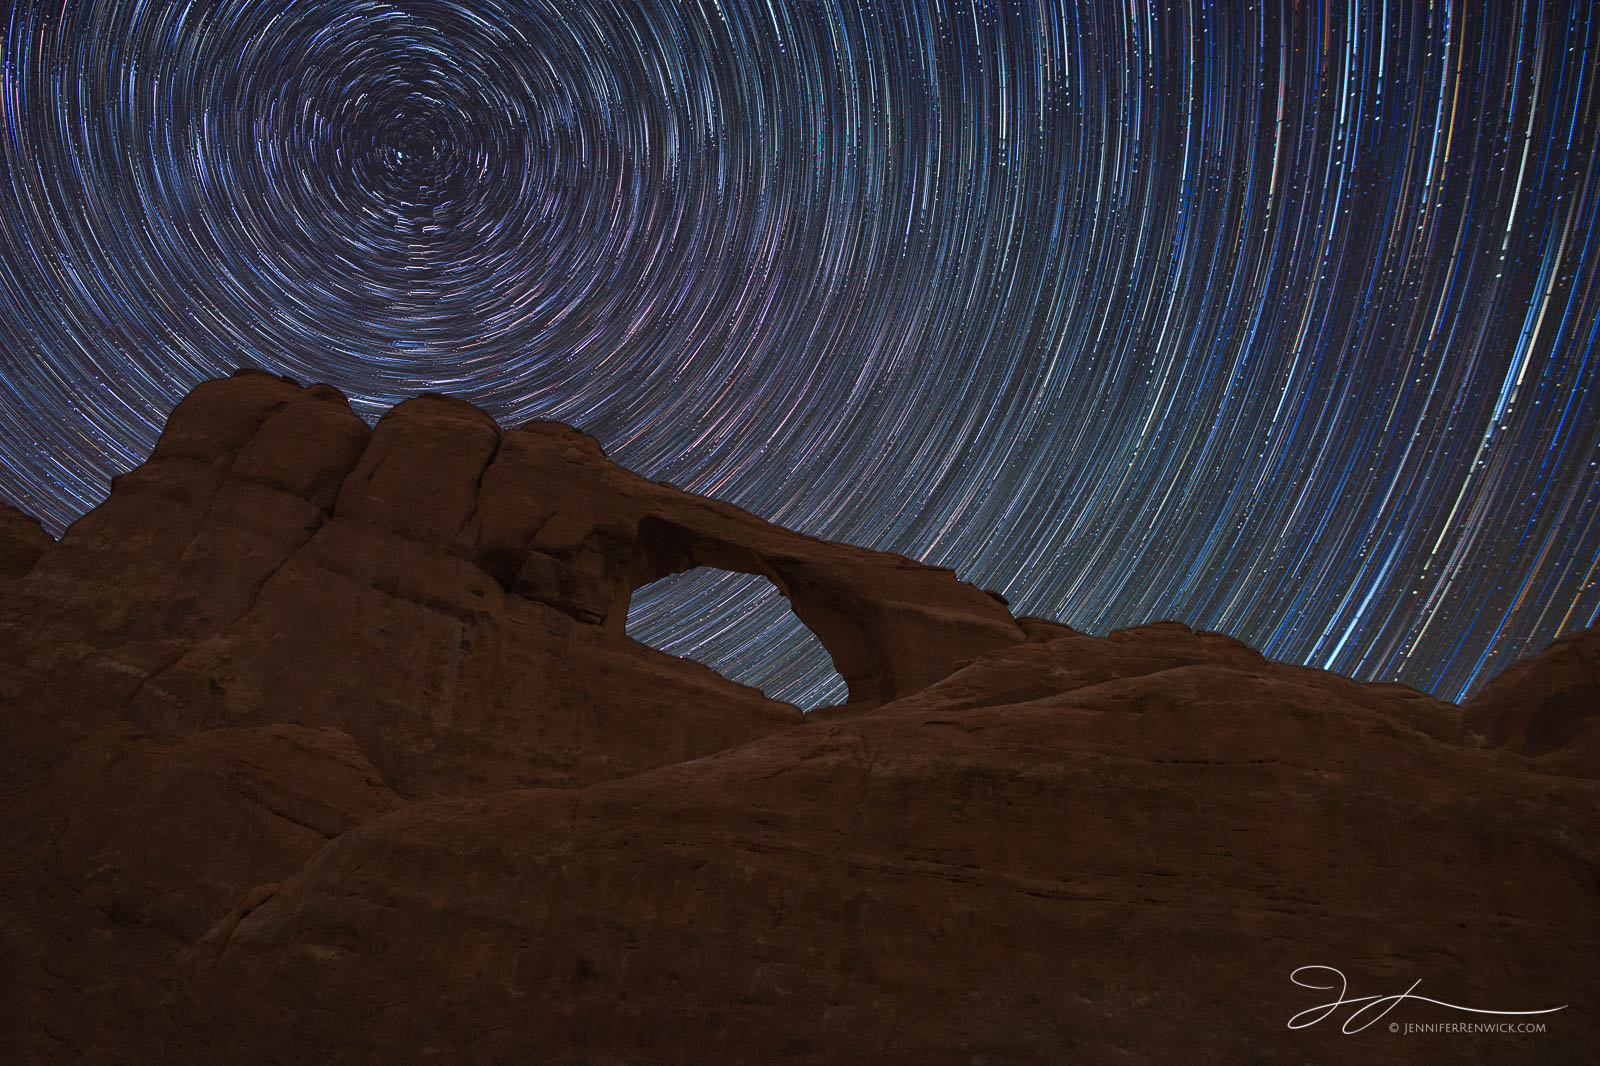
top-left (1, 1), bottom-right (1597, 709)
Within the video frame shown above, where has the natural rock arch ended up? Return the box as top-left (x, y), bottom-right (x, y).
top-left (608, 514), bottom-right (1014, 707)
top-left (448, 414), bottom-right (1025, 708)
top-left (623, 565), bottom-right (848, 708)
top-left (612, 516), bottom-right (867, 700)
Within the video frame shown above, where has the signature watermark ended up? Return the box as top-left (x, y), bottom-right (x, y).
top-left (1287, 965), bottom-right (1565, 1034)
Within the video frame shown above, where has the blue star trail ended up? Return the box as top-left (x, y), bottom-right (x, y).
top-left (1, 1), bottom-right (1597, 709)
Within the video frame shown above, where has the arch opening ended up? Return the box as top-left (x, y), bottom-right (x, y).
top-left (625, 566), bottom-right (848, 711)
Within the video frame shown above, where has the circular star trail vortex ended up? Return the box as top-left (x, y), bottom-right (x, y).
top-left (2, 0), bottom-right (1598, 708)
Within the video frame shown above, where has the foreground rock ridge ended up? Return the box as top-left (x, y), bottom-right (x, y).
top-left (0, 370), bottom-right (1595, 1065)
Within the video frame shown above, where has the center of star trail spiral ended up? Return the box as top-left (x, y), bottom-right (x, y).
top-left (1, 1), bottom-right (1597, 710)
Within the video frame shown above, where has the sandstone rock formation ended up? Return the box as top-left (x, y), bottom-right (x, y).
top-left (0, 504), bottom-right (51, 577)
top-left (1, 371), bottom-right (1595, 1065)
top-left (0, 371), bottom-right (1020, 798)
top-left (1466, 624), bottom-right (1600, 772)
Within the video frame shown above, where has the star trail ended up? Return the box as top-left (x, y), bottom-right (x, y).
top-left (1, 0), bottom-right (1597, 709)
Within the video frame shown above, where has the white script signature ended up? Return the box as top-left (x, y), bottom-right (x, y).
top-left (1287, 965), bottom-right (1566, 1033)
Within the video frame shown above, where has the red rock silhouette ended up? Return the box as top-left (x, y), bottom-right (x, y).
top-left (1, 371), bottom-right (1594, 1064)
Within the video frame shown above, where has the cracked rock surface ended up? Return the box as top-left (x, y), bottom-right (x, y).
top-left (1, 370), bottom-right (1595, 1064)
